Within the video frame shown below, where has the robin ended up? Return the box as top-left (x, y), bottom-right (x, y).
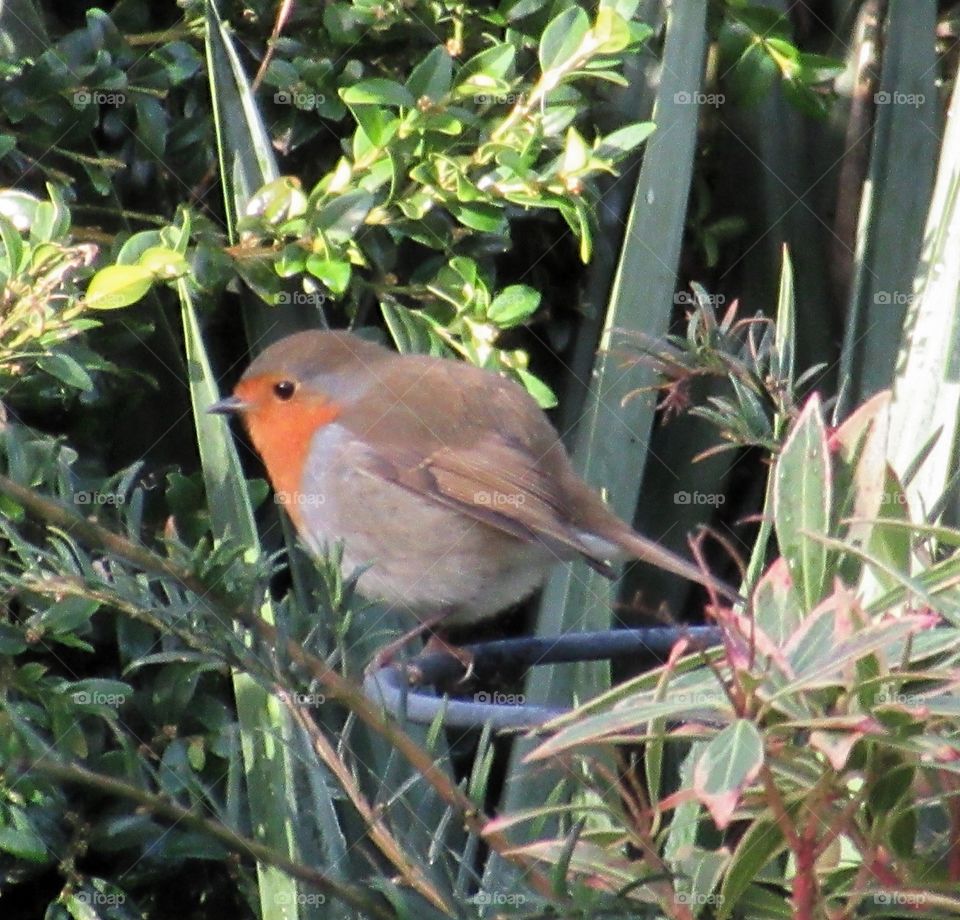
top-left (210, 331), bottom-right (736, 645)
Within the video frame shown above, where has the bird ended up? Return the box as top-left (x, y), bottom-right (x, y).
top-left (209, 330), bottom-right (736, 645)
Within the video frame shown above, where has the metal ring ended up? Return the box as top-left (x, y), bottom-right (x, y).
top-left (363, 627), bottom-right (723, 729)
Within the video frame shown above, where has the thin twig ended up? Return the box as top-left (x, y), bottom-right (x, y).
top-left (21, 757), bottom-right (394, 920)
top-left (0, 473), bottom-right (555, 900)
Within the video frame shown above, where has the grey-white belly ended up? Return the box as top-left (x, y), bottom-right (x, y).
top-left (293, 424), bottom-right (554, 625)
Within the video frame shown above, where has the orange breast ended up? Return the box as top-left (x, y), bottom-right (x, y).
top-left (234, 378), bottom-right (340, 530)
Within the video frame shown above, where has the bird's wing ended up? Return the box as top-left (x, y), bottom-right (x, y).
top-left (337, 356), bottom-right (618, 574)
top-left (350, 437), bottom-right (616, 577)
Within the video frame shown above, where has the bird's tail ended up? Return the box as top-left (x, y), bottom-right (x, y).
top-left (609, 527), bottom-right (742, 604)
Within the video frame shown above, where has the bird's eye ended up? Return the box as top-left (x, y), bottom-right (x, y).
top-left (273, 380), bottom-right (296, 401)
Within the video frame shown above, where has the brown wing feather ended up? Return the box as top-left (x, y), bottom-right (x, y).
top-left (339, 355), bottom-right (619, 574)
top-left (350, 439), bottom-right (616, 576)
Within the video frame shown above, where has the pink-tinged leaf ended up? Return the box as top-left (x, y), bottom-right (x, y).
top-left (753, 557), bottom-right (804, 647)
top-left (658, 786), bottom-right (699, 814)
top-left (526, 681), bottom-right (731, 762)
top-left (693, 720), bottom-right (764, 829)
top-left (781, 607), bottom-right (936, 695)
top-left (783, 583), bottom-right (861, 676)
top-left (833, 391), bottom-right (891, 532)
top-left (865, 465), bottom-right (913, 587)
top-left (501, 840), bottom-right (646, 895)
top-left (810, 728), bottom-right (867, 770)
top-left (726, 604), bottom-right (791, 674)
top-left (829, 390), bottom-right (889, 455)
top-left (774, 393), bottom-right (833, 611)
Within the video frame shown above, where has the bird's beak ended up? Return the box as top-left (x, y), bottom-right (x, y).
top-left (208, 395), bottom-right (249, 415)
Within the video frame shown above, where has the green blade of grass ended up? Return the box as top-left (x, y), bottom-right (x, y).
top-left (837, 0), bottom-right (938, 411)
top-left (204, 0), bottom-right (319, 344)
top-left (180, 279), bottom-right (303, 919)
top-left (204, 0), bottom-right (277, 241)
top-left (203, 9), bottom-right (463, 910)
top-left (492, 0), bottom-right (711, 873)
top-left (886, 66), bottom-right (960, 520)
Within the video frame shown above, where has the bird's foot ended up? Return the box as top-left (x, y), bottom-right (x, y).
top-left (365, 608), bottom-right (461, 678)
top-left (418, 633), bottom-right (476, 685)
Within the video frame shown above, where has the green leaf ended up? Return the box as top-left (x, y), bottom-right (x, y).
top-left (719, 20), bottom-right (781, 106)
top-left (730, 6), bottom-right (792, 39)
top-left (0, 624), bottom-right (26, 654)
top-left (0, 215), bottom-right (23, 275)
top-left (774, 394), bottom-right (832, 611)
top-left (315, 189), bottom-right (374, 241)
top-left (561, 126), bottom-right (590, 174)
top-left (204, 0), bottom-right (279, 237)
top-left (380, 299), bottom-right (450, 356)
top-left (134, 96), bottom-right (168, 158)
top-left (504, 0), bottom-right (551, 19)
top-left (457, 44), bottom-right (516, 88)
top-left (447, 200), bottom-right (507, 233)
top-left (868, 763), bottom-right (913, 812)
top-left (539, 7), bottom-right (590, 73)
top-left (305, 256), bottom-right (351, 295)
top-left (0, 189), bottom-right (40, 234)
top-left (116, 230), bottom-right (164, 265)
top-left (67, 678), bottom-right (133, 707)
top-left (718, 820), bottom-right (785, 919)
top-left (406, 46), bottom-right (453, 101)
top-left (515, 367), bottom-right (557, 409)
top-left (595, 121), bottom-right (656, 159)
top-left (796, 52), bottom-right (844, 82)
top-left (693, 720), bottom-right (764, 829)
top-left (781, 613), bottom-right (927, 695)
top-left (85, 264), bottom-right (154, 310)
top-left (346, 104), bottom-right (398, 147)
top-left (488, 285), bottom-right (541, 327)
top-left (772, 246), bottom-right (796, 395)
top-left (245, 176), bottom-right (307, 224)
top-left (34, 353), bottom-right (94, 392)
top-left (752, 558), bottom-right (804, 645)
top-left (341, 78), bottom-right (415, 108)
top-left (179, 280), bottom-right (301, 916)
top-left (0, 823), bottom-right (47, 862)
top-left (138, 245), bottom-right (190, 279)
top-left (592, 8), bottom-right (632, 54)
top-left (35, 597), bottom-right (99, 632)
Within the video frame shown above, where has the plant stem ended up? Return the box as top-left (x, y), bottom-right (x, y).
top-left (0, 472), bottom-right (556, 901)
top-left (21, 757), bottom-right (395, 920)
